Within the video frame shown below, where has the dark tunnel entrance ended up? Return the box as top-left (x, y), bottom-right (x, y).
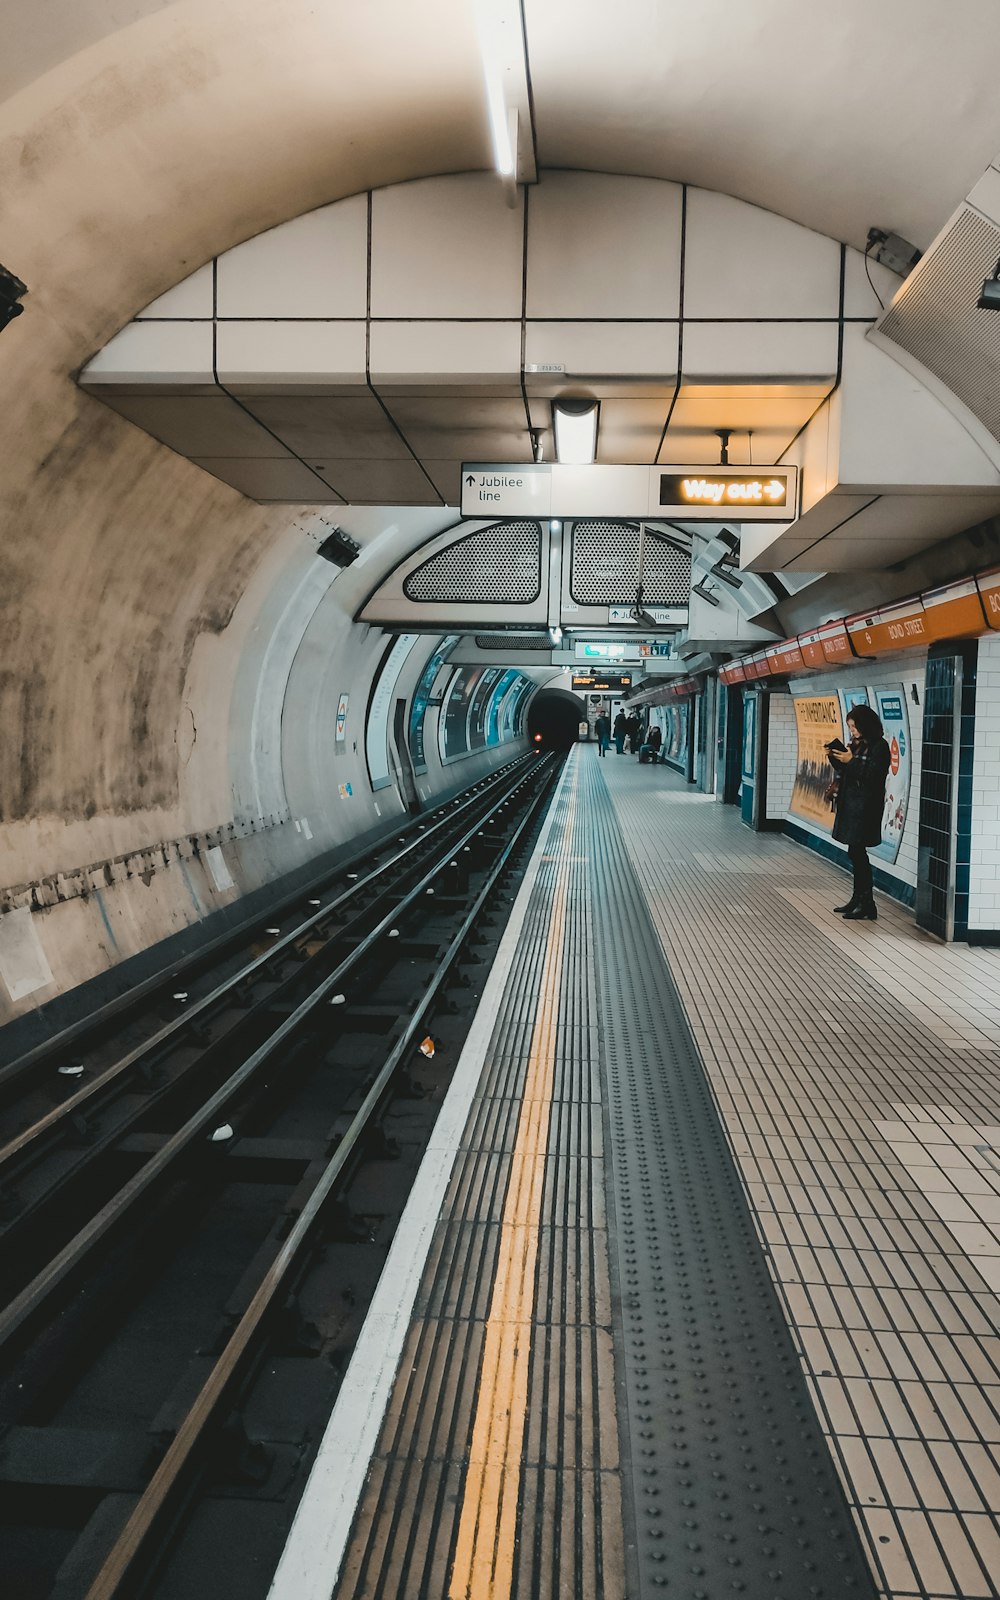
top-left (526, 688), bottom-right (586, 752)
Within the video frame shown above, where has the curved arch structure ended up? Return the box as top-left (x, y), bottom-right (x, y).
top-left (5, 2), bottom-right (1000, 1025)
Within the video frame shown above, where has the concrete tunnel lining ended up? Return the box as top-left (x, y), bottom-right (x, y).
top-left (5, 0), bottom-right (1000, 1026)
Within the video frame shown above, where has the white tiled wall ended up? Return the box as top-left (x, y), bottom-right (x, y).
top-left (970, 632), bottom-right (1000, 932)
top-left (764, 692), bottom-right (797, 814)
top-left (762, 654), bottom-right (926, 890)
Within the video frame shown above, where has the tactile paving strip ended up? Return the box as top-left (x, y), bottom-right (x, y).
top-left (333, 766), bottom-right (625, 1600)
top-left (584, 757), bottom-right (880, 1599)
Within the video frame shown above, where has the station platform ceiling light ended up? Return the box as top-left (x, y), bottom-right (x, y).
top-left (978, 257), bottom-right (1000, 310)
top-left (0, 264), bottom-right (27, 333)
top-left (552, 398), bottom-right (599, 465)
top-left (473, 0), bottom-right (523, 181)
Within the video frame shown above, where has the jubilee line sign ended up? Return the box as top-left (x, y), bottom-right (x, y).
top-left (460, 463), bottom-right (798, 522)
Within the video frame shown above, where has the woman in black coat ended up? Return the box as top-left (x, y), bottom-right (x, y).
top-left (829, 702), bottom-right (891, 920)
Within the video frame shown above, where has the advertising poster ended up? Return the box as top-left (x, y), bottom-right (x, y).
top-left (662, 702), bottom-right (690, 767)
top-left (838, 686), bottom-right (869, 728)
top-left (409, 635), bottom-right (457, 772)
top-left (790, 694), bottom-right (843, 830)
top-left (873, 687), bottom-right (910, 863)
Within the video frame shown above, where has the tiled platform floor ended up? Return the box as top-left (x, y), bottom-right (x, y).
top-left (600, 752), bottom-right (1000, 1600)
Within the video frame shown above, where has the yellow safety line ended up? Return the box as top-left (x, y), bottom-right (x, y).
top-left (448, 785), bottom-right (574, 1600)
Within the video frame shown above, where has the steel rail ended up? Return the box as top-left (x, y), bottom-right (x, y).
top-left (0, 757), bottom-right (528, 1093)
top-left (80, 754), bottom-right (558, 1600)
top-left (0, 760), bottom-right (530, 1181)
top-left (0, 756), bottom-right (554, 1354)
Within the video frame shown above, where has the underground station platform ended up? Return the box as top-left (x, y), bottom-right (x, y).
top-left (266, 749), bottom-right (1000, 1600)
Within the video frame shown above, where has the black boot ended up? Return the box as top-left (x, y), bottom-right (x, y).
top-left (834, 899), bottom-right (858, 914)
top-left (843, 900), bottom-right (877, 920)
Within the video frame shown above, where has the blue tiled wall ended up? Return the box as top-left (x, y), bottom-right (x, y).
top-left (916, 645), bottom-right (977, 940)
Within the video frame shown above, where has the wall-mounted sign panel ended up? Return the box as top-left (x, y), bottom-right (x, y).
top-left (818, 621), bottom-right (853, 665)
top-left (460, 463), bottom-right (798, 522)
top-left (772, 641), bottom-right (804, 673)
top-left (976, 567), bottom-right (1000, 631)
top-left (656, 471), bottom-right (793, 513)
top-left (607, 605), bottom-right (687, 626)
top-left (921, 578), bottom-right (986, 640)
top-left (575, 641), bottom-right (638, 660)
top-left (798, 631), bottom-right (826, 670)
top-left (847, 601), bottom-right (930, 655)
top-left (572, 672), bottom-right (633, 692)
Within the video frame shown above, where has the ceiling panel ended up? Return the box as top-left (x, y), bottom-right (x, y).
top-left (596, 399), bottom-right (670, 463)
top-left (241, 395), bottom-right (411, 461)
top-left (668, 391), bottom-right (817, 432)
top-left (313, 458), bottom-right (442, 505)
top-left (191, 458), bottom-right (343, 501)
top-left (103, 395), bottom-right (293, 457)
top-left (660, 423), bottom-right (801, 465)
top-left (420, 460), bottom-right (467, 503)
top-left (384, 397), bottom-right (533, 460)
top-left (774, 490), bottom-right (1000, 569)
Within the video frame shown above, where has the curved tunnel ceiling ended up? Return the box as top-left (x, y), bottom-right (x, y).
top-left (5, 0), bottom-right (1000, 258)
top-left (4, 0), bottom-right (1000, 1020)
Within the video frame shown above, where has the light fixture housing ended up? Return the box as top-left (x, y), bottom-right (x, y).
top-left (473, 1), bottom-right (525, 184)
top-left (552, 398), bottom-right (599, 465)
top-left (866, 227), bottom-right (921, 278)
top-left (316, 525), bottom-right (360, 567)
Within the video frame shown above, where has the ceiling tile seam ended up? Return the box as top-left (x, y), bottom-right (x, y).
top-left (363, 189), bottom-right (445, 506)
top-left (654, 183), bottom-right (687, 464)
top-left (208, 250), bottom-right (345, 501)
top-left (519, 184), bottom-right (532, 438)
top-left (517, 0), bottom-right (540, 179)
top-left (780, 493), bottom-right (881, 569)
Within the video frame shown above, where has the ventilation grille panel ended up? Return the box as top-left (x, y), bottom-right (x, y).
top-left (570, 521), bottom-right (690, 605)
top-left (404, 521), bottom-right (542, 603)
top-left (571, 521), bottom-right (642, 603)
top-left (641, 532), bottom-right (691, 604)
top-left (879, 206), bottom-right (1000, 444)
top-left (474, 634), bottom-right (550, 651)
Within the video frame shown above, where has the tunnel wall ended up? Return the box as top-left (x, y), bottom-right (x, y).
top-left (0, 524), bottom-right (527, 1033)
top-left (0, 8), bottom-right (518, 1033)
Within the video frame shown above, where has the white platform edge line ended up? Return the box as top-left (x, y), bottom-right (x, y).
top-left (266, 753), bottom-right (574, 1600)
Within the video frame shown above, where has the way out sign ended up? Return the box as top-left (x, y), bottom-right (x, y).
top-left (460, 463), bottom-right (798, 521)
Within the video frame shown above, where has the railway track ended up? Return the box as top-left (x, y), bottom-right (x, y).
top-left (0, 751), bottom-right (560, 1600)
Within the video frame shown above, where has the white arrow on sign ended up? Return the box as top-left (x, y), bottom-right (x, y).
top-left (764, 479), bottom-right (785, 500)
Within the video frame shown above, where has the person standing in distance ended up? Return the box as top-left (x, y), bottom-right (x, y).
top-left (613, 709), bottom-right (628, 755)
top-left (594, 709), bottom-right (610, 757)
top-left (828, 704), bottom-right (891, 920)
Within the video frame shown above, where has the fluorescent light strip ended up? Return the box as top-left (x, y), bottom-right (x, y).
top-left (474, 1), bottom-right (521, 179)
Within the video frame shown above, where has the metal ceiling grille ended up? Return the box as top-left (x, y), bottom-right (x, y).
top-left (404, 521), bottom-right (542, 603)
top-left (474, 634), bottom-right (550, 651)
top-left (879, 206), bottom-right (1000, 444)
top-left (570, 522), bottom-right (691, 605)
top-left (570, 521), bottom-right (642, 604)
top-left (641, 531), bottom-right (691, 604)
